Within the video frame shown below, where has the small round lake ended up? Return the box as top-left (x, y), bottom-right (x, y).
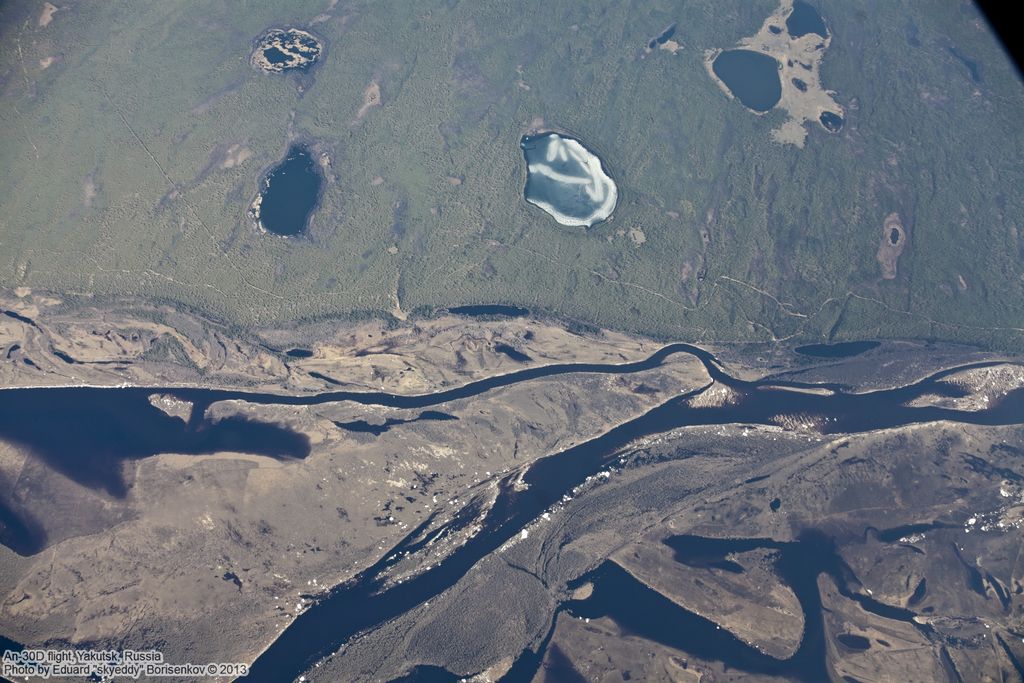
top-left (819, 111), bottom-right (844, 133)
top-left (255, 145), bottom-right (323, 237)
top-left (521, 133), bottom-right (617, 228)
top-left (786, 0), bottom-right (828, 39)
top-left (712, 49), bottom-right (782, 113)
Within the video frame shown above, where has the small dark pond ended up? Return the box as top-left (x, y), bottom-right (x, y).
top-left (712, 50), bottom-right (782, 113)
top-left (448, 304), bottom-right (530, 318)
top-left (521, 133), bottom-right (617, 228)
top-left (836, 634), bottom-right (871, 651)
top-left (908, 578), bottom-right (927, 605)
top-left (795, 340), bottom-right (879, 358)
top-left (333, 411), bottom-right (457, 437)
top-left (948, 47), bottom-right (982, 83)
top-left (819, 111), bottom-right (844, 133)
top-left (256, 145), bottom-right (323, 237)
top-left (648, 22), bottom-right (677, 49)
top-left (285, 348), bottom-right (314, 358)
top-left (786, 0), bottom-right (828, 39)
top-left (494, 343), bottom-right (531, 363)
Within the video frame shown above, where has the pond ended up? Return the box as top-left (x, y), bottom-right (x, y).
top-left (521, 133), bottom-right (618, 228)
top-left (254, 145), bottom-right (323, 237)
top-left (251, 28), bottom-right (322, 73)
top-left (819, 111), bottom-right (844, 133)
top-left (448, 304), bottom-right (530, 318)
top-left (795, 340), bottom-right (878, 358)
top-left (786, 0), bottom-right (828, 39)
top-left (712, 49), bottom-right (782, 113)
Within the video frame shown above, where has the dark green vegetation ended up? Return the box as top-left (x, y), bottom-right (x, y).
top-left (1, 0), bottom-right (1022, 347)
top-left (712, 49), bottom-right (783, 112)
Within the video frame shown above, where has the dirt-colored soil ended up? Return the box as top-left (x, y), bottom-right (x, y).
top-left (877, 211), bottom-right (907, 279)
top-left (704, 0), bottom-right (844, 148)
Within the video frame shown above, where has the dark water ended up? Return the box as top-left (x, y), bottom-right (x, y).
top-left (494, 343), bottom-right (531, 362)
top-left (836, 634), bottom-right (871, 651)
top-left (263, 47), bottom-right (290, 65)
top-left (256, 29), bottom-right (321, 73)
top-left (2, 346), bottom-right (1022, 675)
top-left (258, 145), bottom-right (323, 237)
top-left (795, 340), bottom-right (879, 358)
top-left (786, 0), bottom-right (828, 39)
top-left (865, 520), bottom-right (956, 543)
top-left (241, 356), bottom-right (1022, 680)
top-left (529, 530), bottom-right (922, 683)
top-left (819, 111), bottom-right (844, 133)
top-left (948, 47), bottom-right (982, 83)
top-left (520, 133), bottom-right (617, 227)
top-left (333, 411), bottom-right (457, 436)
top-left (712, 50), bottom-right (782, 112)
top-left (997, 635), bottom-right (1024, 678)
top-left (908, 578), bottom-right (927, 606)
top-left (285, 348), bottom-right (314, 359)
top-left (3, 310), bottom-right (38, 328)
top-left (0, 389), bottom-right (310, 555)
top-left (448, 304), bottom-right (529, 318)
top-left (308, 371), bottom-right (343, 385)
top-left (0, 389), bottom-right (310, 500)
top-left (648, 22), bottom-right (677, 49)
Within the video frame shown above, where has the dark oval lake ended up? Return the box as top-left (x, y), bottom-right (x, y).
top-left (819, 111), bottom-right (844, 133)
top-left (257, 145), bottom-right (323, 237)
top-left (712, 49), bottom-right (782, 113)
top-left (786, 0), bottom-right (828, 39)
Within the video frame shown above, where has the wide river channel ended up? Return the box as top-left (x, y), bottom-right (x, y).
top-left (0, 343), bottom-right (1021, 681)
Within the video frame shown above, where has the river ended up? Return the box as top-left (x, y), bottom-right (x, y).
top-left (0, 344), bottom-right (1021, 680)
